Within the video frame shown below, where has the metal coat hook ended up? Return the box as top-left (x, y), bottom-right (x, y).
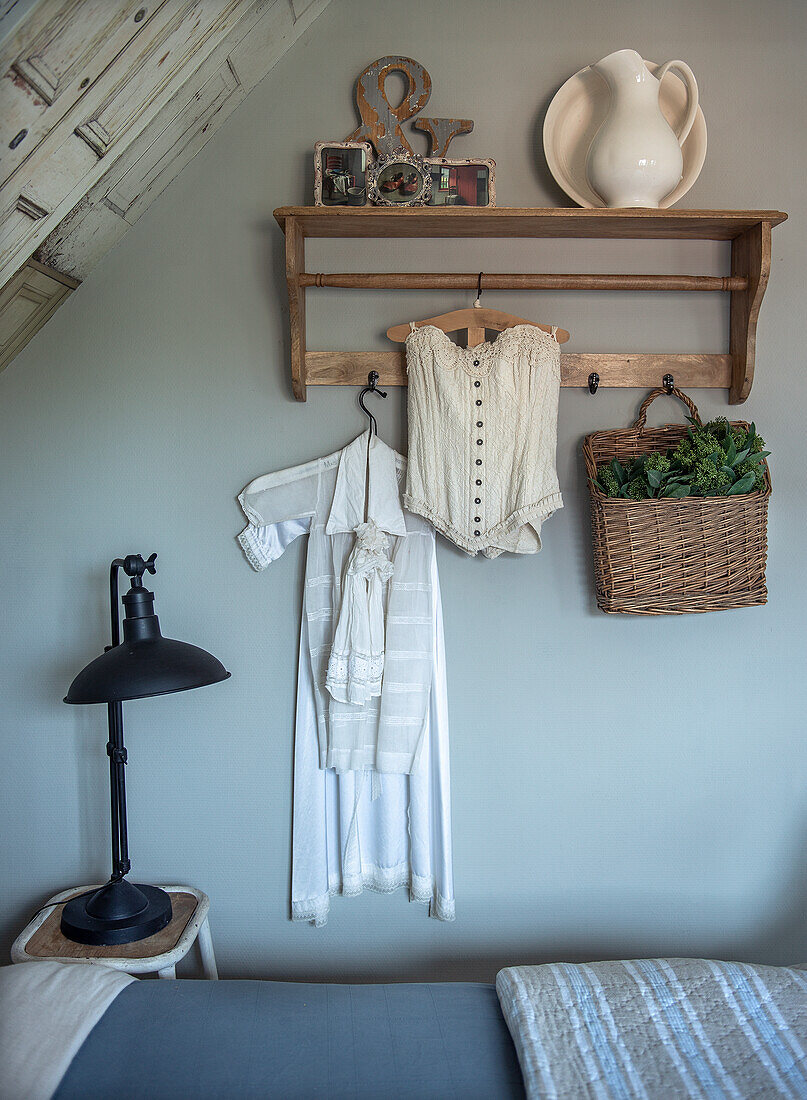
top-left (474, 271), bottom-right (483, 308)
top-left (358, 370), bottom-right (387, 435)
top-left (588, 372), bottom-right (600, 394)
top-left (663, 373), bottom-right (675, 394)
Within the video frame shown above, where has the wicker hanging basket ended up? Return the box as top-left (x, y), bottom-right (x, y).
top-left (582, 387), bottom-right (771, 615)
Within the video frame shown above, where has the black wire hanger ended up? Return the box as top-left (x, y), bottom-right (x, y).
top-left (358, 370), bottom-right (387, 436)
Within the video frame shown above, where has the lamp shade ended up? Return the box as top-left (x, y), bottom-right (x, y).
top-left (65, 583), bottom-right (230, 704)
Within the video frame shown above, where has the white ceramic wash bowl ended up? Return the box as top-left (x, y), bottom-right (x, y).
top-left (543, 60), bottom-right (707, 208)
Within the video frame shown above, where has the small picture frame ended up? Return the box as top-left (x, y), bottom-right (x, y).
top-left (367, 149), bottom-right (432, 207)
top-left (425, 158), bottom-right (496, 208)
top-left (314, 141), bottom-right (372, 207)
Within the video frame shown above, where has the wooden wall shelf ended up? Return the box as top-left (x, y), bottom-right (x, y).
top-left (274, 207), bottom-right (787, 403)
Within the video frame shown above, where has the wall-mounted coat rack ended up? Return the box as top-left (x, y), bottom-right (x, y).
top-left (274, 207), bottom-right (787, 403)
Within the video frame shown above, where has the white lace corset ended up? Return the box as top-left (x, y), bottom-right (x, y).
top-left (403, 324), bottom-right (563, 557)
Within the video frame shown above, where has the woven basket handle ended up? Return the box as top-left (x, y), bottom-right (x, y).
top-left (633, 387), bottom-right (701, 433)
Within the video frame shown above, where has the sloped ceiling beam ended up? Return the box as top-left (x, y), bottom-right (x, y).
top-left (0, 0), bottom-right (332, 371)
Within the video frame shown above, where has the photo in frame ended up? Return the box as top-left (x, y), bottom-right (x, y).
top-left (314, 141), bottom-right (373, 206)
top-left (425, 158), bottom-right (496, 207)
top-left (367, 149), bottom-right (431, 207)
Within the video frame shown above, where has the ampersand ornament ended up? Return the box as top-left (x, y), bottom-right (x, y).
top-left (346, 56), bottom-right (432, 156)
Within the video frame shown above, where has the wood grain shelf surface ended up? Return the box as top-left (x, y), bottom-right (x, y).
top-left (306, 351), bottom-right (732, 390)
top-left (24, 891), bottom-right (198, 960)
top-left (274, 207), bottom-right (787, 402)
top-left (274, 206), bottom-right (787, 240)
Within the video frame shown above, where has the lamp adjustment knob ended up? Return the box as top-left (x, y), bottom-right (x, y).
top-left (122, 553), bottom-right (157, 581)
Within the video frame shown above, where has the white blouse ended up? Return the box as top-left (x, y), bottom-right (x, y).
top-left (237, 433), bottom-right (455, 925)
top-left (239, 432), bottom-right (433, 775)
top-left (404, 324), bottom-right (563, 557)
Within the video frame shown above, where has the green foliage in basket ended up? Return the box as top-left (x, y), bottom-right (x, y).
top-left (595, 417), bottom-right (770, 501)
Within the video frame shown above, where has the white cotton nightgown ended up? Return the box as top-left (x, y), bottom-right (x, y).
top-left (237, 434), bottom-right (455, 925)
top-left (292, 545), bottom-right (454, 925)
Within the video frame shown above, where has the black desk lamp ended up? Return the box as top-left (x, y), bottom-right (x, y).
top-left (62, 553), bottom-right (230, 945)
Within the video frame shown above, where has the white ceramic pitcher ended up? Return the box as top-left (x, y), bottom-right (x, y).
top-left (585, 49), bottom-right (699, 208)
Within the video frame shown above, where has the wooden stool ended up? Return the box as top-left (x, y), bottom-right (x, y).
top-left (11, 884), bottom-right (217, 979)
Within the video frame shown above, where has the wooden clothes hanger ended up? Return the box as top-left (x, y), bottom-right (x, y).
top-left (386, 273), bottom-right (570, 348)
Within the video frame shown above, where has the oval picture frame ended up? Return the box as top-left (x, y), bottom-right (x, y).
top-left (368, 148), bottom-right (432, 207)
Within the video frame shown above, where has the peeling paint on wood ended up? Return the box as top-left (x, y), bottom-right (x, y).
top-left (413, 117), bottom-right (474, 157)
top-left (0, 0), bottom-right (333, 367)
top-left (347, 56), bottom-right (431, 156)
top-left (0, 257), bottom-right (79, 372)
top-left (15, 192), bottom-right (48, 219)
top-left (9, 69), bottom-right (35, 94)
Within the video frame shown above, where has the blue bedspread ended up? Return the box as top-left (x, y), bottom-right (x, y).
top-left (55, 978), bottom-right (525, 1099)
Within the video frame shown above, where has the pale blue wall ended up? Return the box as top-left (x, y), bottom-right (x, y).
top-left (1, 0), bottom-right (805, 980)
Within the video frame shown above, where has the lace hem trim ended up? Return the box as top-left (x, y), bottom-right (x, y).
top-left (292, 868), bottom-right (456, 927)
top-left (325, 743), bottom-right (422, 774)
top-left (403, 491), bottom-right (564, 556)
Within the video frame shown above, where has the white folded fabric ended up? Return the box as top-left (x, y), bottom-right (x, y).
top-left (0, 960), bottom-right (135, 1100)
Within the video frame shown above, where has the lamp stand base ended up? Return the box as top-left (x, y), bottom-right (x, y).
top-left (60, 880), bottom-right (172, 946)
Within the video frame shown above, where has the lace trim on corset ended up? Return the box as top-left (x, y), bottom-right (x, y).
top-left (403, 490), bottom-right (563, 557)
top-left (406, 323), bottom-right (559, 378)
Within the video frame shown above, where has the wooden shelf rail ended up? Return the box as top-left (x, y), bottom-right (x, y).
top-left (301, 273), bottom-right (747, 291)
top-left (274, 207), bottom-right (787, 403)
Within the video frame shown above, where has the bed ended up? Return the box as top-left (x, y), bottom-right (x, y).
top-left (56, 977), bottom-right (525, 1099)
top-left (3, 957), bottom-right (807, 1099)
